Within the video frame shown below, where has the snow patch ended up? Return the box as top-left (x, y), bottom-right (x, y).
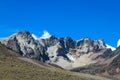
top-left (32, 34), bottom-right (38, 40)
top-left (40, 31), bottom-right (51, 39)
top-left (117, 39), bottom-right (120, 47)
top-left (67, 54), bottom-right (75, 61)
top-left (106, 44), bottom-right (116, 51)
top-left (32, 30), bottom-right (51, 40)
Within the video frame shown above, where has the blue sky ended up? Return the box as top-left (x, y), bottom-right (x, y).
top-left (0, 0), bottom-right (120, 47)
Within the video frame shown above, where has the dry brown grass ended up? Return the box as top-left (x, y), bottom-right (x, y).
top-left (0, 43), bottom-right (114, 80)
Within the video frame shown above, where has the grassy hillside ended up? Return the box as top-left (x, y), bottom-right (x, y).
top-left (114, 74), bottom-right (120, 80)
top-left (0, 43), bottom-right (82, 80)
top-left (0, 43), bottom-right (113, 80)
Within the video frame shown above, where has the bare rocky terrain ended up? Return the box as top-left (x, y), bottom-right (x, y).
top-left (0, 31), bottom-right (120, 80)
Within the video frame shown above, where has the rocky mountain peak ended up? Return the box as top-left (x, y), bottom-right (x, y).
top-left (49, 35), bottom-right (58, 40)
top-left (15, 31), bottom-right (33, 40)
top-left (76, 38), bottom-right (106, 53)
top-left (0, 31), bottom-right (109, 69)
top-left (16, 31), bottom-right (30, 35)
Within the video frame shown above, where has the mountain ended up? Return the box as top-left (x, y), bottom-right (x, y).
top-left (0, 31), bottom-right (49, 62)
top-left (71, 44), bottom-right (120, 79)
top-left (0, 41), bottom-right (114, 80)
top-left (0, 31), bottom-right (120, 80)
top-left (0, 31), bottom-right (111, 69)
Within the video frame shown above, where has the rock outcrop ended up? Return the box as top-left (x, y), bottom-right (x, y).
top-left (0, 31), bottom-right (109, 69)
top-left (0, 31), bottom-right (49, 62)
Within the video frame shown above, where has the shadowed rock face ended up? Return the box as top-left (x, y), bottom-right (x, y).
top-left (0, 31), bottom-right (109, 69)
top-left (76, 38), bottom-right (106, 53)
top-left (106, 46), bottom-right (120, 74)
top-left (70, 46), bottom-right (120, 76)
top-left (0, 31), bottom-right (49, 62)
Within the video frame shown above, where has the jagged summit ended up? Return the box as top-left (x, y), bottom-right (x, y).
top-left (16, 31), bottom-right (31, 35)
top-left (6, 31), bottom-right (33, 41)
top-left (0, 31), bottom-right (109, 69)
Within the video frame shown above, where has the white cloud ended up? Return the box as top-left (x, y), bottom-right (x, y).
top-left (117, 39), bottom-right (120, 47)
top-left (40, 30), bottom-right (51, 39)
top-left (106, 44), bottom-right (116, 51)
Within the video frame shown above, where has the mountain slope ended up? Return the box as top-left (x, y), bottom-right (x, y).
top-left (0, 43), bottom-right (80, 80)
top-left (71, 46), bottom-right (120, 80)
top-left (107, 46), bottom-right (120, 74)
top-left (1, 31), bottom-right (120, 80)
top-left (0, 42), bottom-right (114, 80)
top-left (0, 31), bottom-right (109, 69)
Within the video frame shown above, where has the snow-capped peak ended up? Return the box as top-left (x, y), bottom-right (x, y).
top-left (32, 34), bottom-right (38, 40)
top-left (106, 44), bottom-right (116, 51)
top-left (40, 31), bottom-right (51, 39)
top-left (32, 31), bottom-right (51, 40)
top-left (117, 39), bottom-right (120, 47)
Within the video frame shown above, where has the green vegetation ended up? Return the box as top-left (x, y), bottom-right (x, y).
top-left (0, 57), bottom-right (85, 80)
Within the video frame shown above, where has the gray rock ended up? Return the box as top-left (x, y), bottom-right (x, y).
top-left (0, 31), bottom-right (49, 62)
top-left (76, 38), bottom-right (106, 53)
top-left (0, 31), bottom-right (108, 69)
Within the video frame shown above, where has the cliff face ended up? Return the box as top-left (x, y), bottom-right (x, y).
top-left (0, 31), bottom-right (109, 69)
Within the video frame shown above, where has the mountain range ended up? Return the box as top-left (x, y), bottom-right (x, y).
top-left (0, 31), bottom-right (120, 80)
top-left (0, 41), bottom-right (115, 80)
